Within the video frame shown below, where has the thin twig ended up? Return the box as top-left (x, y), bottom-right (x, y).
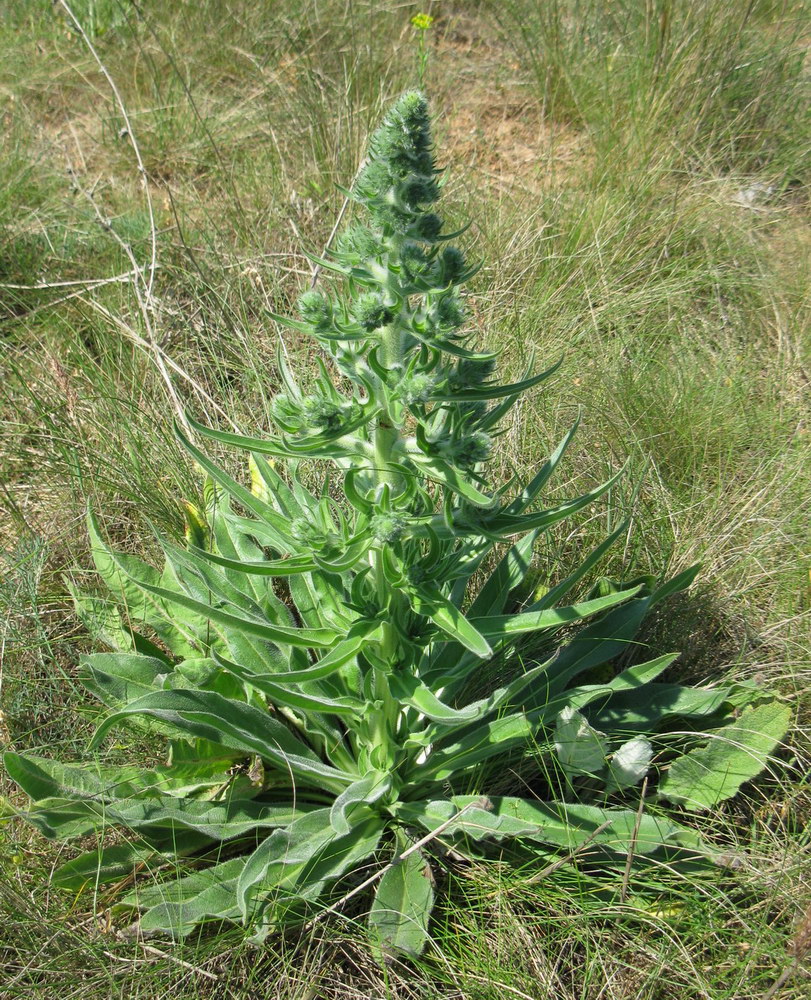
top-left (2, 284), bottom-right (123, 325)
top-left (102, 946), bottom-right (219, 982)
top-left (56, 2), bottom-right (195, 434)
top-left (0, 271), bottom-right (141, 291)
top-left (620, 776), bottom-right (649, 904)
top-left (78, 295), bottom-right (242, 432)
top-left (762, 961), bottom-right (797, 1000)
top-left (142, 944), bottom-right (220, 982)
top-left (56, 0), bottom-right (158, 303)
top-left (763, 904), bottom-right (811, 1000)
top-left (305, 799), bottom-right (487, 929)
top-left (81, 189), bottom-right (190, 432)
top-left (518, 819), bottom-right (613, 886)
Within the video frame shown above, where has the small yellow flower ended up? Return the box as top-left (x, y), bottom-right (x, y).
top-left (411, 13), bottom-right (434, 31)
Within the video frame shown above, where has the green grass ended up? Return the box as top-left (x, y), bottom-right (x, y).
top-left (1, 0), bottom-right (810, 996)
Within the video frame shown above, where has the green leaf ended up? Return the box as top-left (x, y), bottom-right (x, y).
top-left (468, 529), bottom-right (540, 617)
top-left (606, 738), bottom-right (653, 793)
top-left (191, 547), bottom-right (317, 577)
top-left (369, 849), bottom-right (435, 958)
top-left (88, 690), bottom-right (355, 792)
top-left (53, 842), bottom-right (166, 890)
top-left (111, 565), bottom-right (338, 650)
top-left (485, 466), bottom-right (625, 535)
top-left (121, 856), bottom-right (247, 938)
top-left (396, 653), bottom-right (556, 735)
top-left (503, 418), bottom-right (580, 515)
top-left (542, 596), bottom-right (654, 697)
top-left (64, 581), bottom-right (134, 652)
top-left (604, 653), bottom-right (681, 691)
top-left (473, 585), bottom-right (642, 641)
top-left (220, 625), bottom-right (377, 685)
top-left (589, 683), bottom-right (732, 733)
top-left (391, 673), bottom-right (483, 726)
top-left (87, 509), bottom-right (157, 623)
top-left (394, 796), bottom-right (705, 855)
top-left (9, 791), bottom-right (310, 842)
top-left (658, 701), bottom-right (791, 811)
top-left (649, 564), bottom-right (702, 606)
top-left (409, 582), bottom-right (492, 658)
top-left (408, 453), bottom-right (493, 507)
top-left (2, 752), bottom-right (237, 803)
top-left (415, 713), bottom-right (535, 782)
top-left (236, 808), bottom-right (383, 927)
top-left (431, 357), bottom-right (563, 402)
top-left (80, 652), bottom-right (169, 708)
top-left (554, 707), bottom-right (607, 777)
top-left (330, 773), bottom-right (391, 835)
top-left (523, 522), bottom-right (626, 611)
top-left (214, 652), bottom-right (364, 718)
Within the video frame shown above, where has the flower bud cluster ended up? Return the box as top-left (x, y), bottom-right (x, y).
top-left (336, 224), bottom-right (384, 261)
top-left (353, 293), bottom-right (395, 332)
top-left (369, 513), bottom-right (408, 544)
top-left (395, 372), bottom-right (436, 406)
top-left (268, 93), bottom-right (518, 550)
top-left (271, 392), bottom-right (358, 437)
top-left (354, 92), bottom-right (442, 241)
top-left (297, 290), bottom-right (334, 333)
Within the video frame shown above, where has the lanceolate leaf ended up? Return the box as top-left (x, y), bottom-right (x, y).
top-left (237, 808), bottom-right (383, 926)
top-left (525, 522), bottom-right (627, 612)
top-left (219, 625), bottom-right (378, 686)
top-left (415, 713), bottom-right (535, 782)
top-left (80, 652), bottom-right (169, 708)
top-left (120, 856), bottom-right (247, 938)
top-left (408, 581), bottom-right (492, 658)
top-left (473, 585), bottom-right (642, 641)
top-left (370, 848), bottom-right (435, 958)
top-left (589, 683), bottom-right (732, 733)
top-left (188, 547), bottom-right (318, 577)
top-left (658, 702), bottom-right (791, 811)
top-left (3, 752), bottom-right (235, 803)
top-left (468, 529), bottom-right (540, 617)
top-left (88, 690), bottom-right (356, 792)
top-left (502, 419), bottom-right (580, 515)
top-left (394, 796), bottom-right (704, 854)
top-left (431, 358), bottom-right (563, 402)
top-left (53, 841), bottom-right (172, 891)
top-left (214, 653), bottom-right (364, 717)
top-left (330, 773), bottom-right (392, 835)
top-left (111, 565), bottom-right (338, 649)
top-left (483, 467), bottom-right (625, 536)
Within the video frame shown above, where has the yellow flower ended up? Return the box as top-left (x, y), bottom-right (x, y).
top-left (411, 13), bottom-right (434, 31)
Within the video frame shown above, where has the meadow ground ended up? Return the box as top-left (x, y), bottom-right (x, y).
top-left (0, 1), bottom-right (809, 997)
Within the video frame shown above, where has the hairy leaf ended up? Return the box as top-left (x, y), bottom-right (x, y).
top-left (658, 702), bottom-right (790, 810)
top-left (370, 849), bottom-right (435, 958)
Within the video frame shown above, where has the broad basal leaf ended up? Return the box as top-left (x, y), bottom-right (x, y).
top-left (394, 796), bottom-right (706, 855)
top-left (658, 701), bottom-right (790, 811)
top-left (369, 848), bottom-right (435, 958)
top-left (119, 856), bottom-right (247, 938)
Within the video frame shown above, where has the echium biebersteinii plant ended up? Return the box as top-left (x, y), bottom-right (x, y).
top-left (5, 94), bottom-right (788, 955)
